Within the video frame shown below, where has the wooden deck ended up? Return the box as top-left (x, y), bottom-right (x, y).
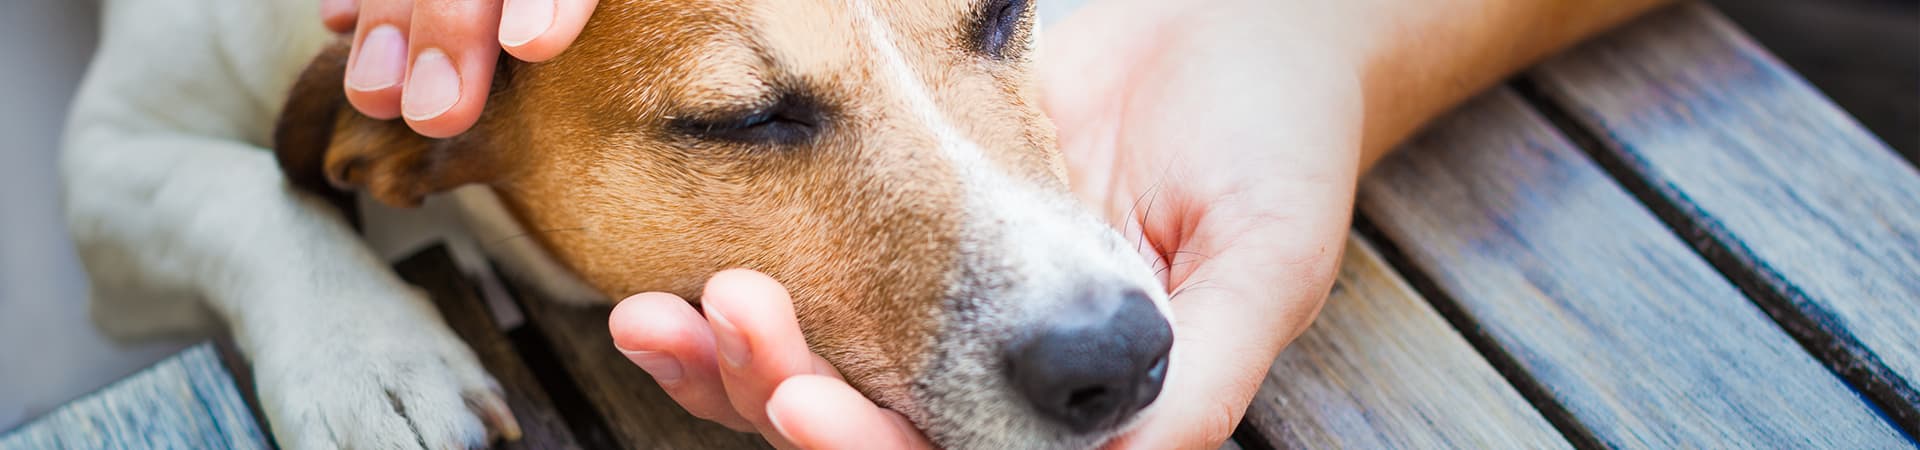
top-left (6, 3), bottom-right (1917, 448)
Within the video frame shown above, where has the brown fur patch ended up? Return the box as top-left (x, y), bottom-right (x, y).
top-left (273, 38), bottom-right (354, 213)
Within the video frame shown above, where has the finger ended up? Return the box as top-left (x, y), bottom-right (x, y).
top-left (767, 376), bottom-right (934, 450)
top-left (609, 293), bottom-right (755, 431)
top-left (320, 0), bottom-right (360, 33)
top-left (499, 0), bottom-right (598, 62)
top-left (1110, 242), bottom-right (1339, 449)
top-left (1099, 334), bottom-right (1259, 450)
top-left (701, 270), bottom-right (839, 433)
top-left (342, 0), bottom-right (414, 120)
top-left (401, 0), bottom-right (503, 137)
top-left (1099, 311), bottom-right (1268, 449)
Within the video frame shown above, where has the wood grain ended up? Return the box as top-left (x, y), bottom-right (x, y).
top-left (393, 246), bottom-right (584, 450)
top-left (1527, 2), bottom-right (1920, 433)
top-left (1358, 89), bottom-right (1908, 447)
top-left (508, 281), bottom-right (772, 449)
top-left (0, 344), bottom-right (268, 450)
top-left (1242, 236), bottom-right (1567, 449)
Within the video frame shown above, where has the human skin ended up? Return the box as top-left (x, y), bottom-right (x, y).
top-left (325, 0), bottom-right (1674, 448)
top-left (322, 0), bottom-right (598, 138)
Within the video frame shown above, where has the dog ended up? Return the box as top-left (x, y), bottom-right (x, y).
top-left (63, 0), bottom-right (1173, 448)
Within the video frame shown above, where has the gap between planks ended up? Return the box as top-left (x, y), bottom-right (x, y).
top-left (1358, 86), bottom-right (1907, 447)
top-left (1239, 235), bottom-right (1568, 449)
top-left (1522, 1), bottom-right (1920, 436)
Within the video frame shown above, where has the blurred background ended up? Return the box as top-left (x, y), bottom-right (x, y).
top-left (0, 0), bottom-right (1914, 433)
top-left (0, 0), bottom-right (198, 432)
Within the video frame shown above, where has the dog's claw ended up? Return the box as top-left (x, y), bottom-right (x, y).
top-left (468, 387), bottom-right (524, 442)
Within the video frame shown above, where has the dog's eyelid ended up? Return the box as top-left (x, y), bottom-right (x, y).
top-left (679, 88), bottom-right (816, 121)
top-left (668, 93), bottom-right (826, 146)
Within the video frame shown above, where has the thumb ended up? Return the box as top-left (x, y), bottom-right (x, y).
top-left (767, 375), bottom-right (934, 450)
top-left (1111, 236), bottom-right (1339, 449)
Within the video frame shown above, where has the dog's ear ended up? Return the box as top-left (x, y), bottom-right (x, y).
top-left (274, 39), bottom-right (506, 209)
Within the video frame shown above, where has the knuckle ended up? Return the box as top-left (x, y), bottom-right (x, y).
top-left (415, 0), bottom-right (491, 21)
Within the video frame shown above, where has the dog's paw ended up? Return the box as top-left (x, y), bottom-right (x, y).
top-left (252, 315), bottom-right (521, 449)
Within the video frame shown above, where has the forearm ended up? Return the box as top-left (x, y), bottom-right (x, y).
top-left (1104, 0), bottom-right (1673, 171)
top-left (1342, 0), bottom-right (1676, 169)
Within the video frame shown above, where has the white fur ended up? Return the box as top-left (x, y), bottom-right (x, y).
top-left (65, 0), bottom-right (513, 447)
top-left (850, 0), bottom-right (1170, 320)
top-left (852, 2), bottom-right (1173, 448)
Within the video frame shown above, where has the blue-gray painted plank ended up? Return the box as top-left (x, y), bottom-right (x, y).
top-left (1359, 88), bottom-right (1908, 447)
top-left (0, 344), bottom-right (268, 449)
top-left (1242, 238), bottom-right (1567, 449)
top-left (1528, 2), bottom-right (1920, 434)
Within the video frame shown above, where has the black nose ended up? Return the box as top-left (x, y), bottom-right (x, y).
top-left (1005, 287), bottom-right (1173, 433)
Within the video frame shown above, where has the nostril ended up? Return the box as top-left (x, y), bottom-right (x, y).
top-left (1005, 286), bottom-right (1174, 433)
top-left (1066, 386), bottom-right (1112, 413)
top-left (1137, 355), bottom-right (1168, 407)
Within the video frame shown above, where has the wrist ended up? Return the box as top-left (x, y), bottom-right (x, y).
top-left (1153, 0), bottom-right (1374, 153)
top-left (1338, 0), bottom-right (1676, 167)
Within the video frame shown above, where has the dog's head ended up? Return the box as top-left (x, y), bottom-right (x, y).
top-left (277, 1), bottom-right (1172, 447)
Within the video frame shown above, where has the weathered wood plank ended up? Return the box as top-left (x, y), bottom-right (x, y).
top-left (393, 246), bottom-right (585, 450)
top-left (1527, 2), bottom-right (1920, 433)
top-left (509, 281), bottom-right (772, 449)
top-left (1705, 0), bottom-right (1920, 162)
top-left (1358, 89), bottom-right (1908, 447)
top-left (1242, 236), bottom-right (1567, 449)
top-left (210, 337), bottom-right (268, 443)
top-left (0, 344), bottom-right (268, 450)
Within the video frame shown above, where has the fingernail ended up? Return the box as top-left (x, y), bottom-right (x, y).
top-left (499, 0), bottom-right (555, 47)
top-left (402, 48), bottom-right (460, 121)
top-left (619, 348), bottom-right (685, 384)
top-left (346, 25), bottom-right (406, 91)
top-left (766, 404), bottom-right (793, 440)
top-left (709, 309), bottom-right (751, 368)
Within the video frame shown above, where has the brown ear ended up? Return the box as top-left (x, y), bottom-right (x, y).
top-left (273, 39), bottom-right (503, 210)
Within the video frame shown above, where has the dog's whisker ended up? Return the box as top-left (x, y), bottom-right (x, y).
top-left (1134, 168), bottom-right (1178, 259)
top-left (1167, 250), bottom-right (1214, 262)
top-left (1133, 182), bottom-right (1166, 257)
top-left (1151, 249), bottom-right (1207, 276)
top-left (1122, 182), bottom-right (1156, 247)
top-left (1168, 278), bottom-right (1225, 303)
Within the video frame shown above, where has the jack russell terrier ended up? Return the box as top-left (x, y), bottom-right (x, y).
top-left (64, 0), bottom-right (1172, 448)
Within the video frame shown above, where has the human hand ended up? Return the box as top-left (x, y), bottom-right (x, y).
top-left (1035, 1), bottom-right (1364, 447)
top-left (608, 270), bottom-right (935, 449)
top-left (320, 0), bottom-right (598, 138)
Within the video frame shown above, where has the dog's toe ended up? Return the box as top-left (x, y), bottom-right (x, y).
top-left (378, 381), bottom-right (491, 449)
top-left (255, 320), bottom-right (519, 449)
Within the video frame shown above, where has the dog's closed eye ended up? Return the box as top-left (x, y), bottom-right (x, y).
top-left (672, 94), bottom-right (825, 146)
top-left (972, 0), bottom-right (1031, 59)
